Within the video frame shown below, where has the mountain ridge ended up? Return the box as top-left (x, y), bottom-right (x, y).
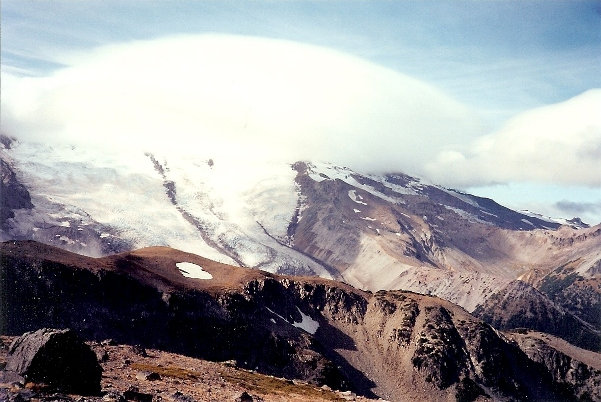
top-left (2, 137), bottom-right (600, 347)
top-left (3, 240), bottom-right (599, 401)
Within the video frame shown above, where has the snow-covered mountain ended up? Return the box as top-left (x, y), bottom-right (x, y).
top-left (2, 135), bottom-right (600, 315)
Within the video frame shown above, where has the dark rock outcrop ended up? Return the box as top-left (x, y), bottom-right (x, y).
top-left (0, 241), bottom-right (594, 401)
top-left (6, 328), bottom-right (102, 395)
top-left (473, 280), bottom-right (601, 352)
top-left (0, 158), bottom-right (33, 230)
top-left (123, 387), bottom-right (153, 402)
top-left (510, 332), bottom-right (601, 401)
top-left (538, 263), bottom-right (601, 328)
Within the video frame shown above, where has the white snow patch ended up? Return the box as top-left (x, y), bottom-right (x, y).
top-left (444, 189), bottom-right (480, 207)
top-left (520, 218), bottom-right (535, 226)
top-left (480, 210), bottom-right (498, 218)
top-left (100, 233), bottom-right (111, 238)
top-left (296, 186), bottom-right (308, 224)
top-left (520, 210), bottom-right (578, 226)
top-left (361, 216), bottom-right (377, 221)
top-left (307, 161), bottom-right (353, 183)
top-left (353, 208), bottom-right (361, 213)
top-left (308, 162), bottom-right (409, 205)
top-left (444, 206), bottom-right (492, 225)
top-left (265, 307), bottom-right (287, 322)
top-left (58, 236), bottom-right (74, 244)
top-left (348, 190), bottom-right (367, 205)
top-left (270, 318), bottom-right (276, 324)
top-left (265, 306), bottom-right (319, 335)
top-left (176, 262), bottom-right (213, 279)
top-left (292, 307), bottom-right (319, 335)
top-left (59, 221), bottom-right (70, 227)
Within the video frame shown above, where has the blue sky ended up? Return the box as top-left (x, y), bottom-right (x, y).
top-left (2, 0), bottom-right (600, 223)
top-left (4, 0), bottom-right (600, 119)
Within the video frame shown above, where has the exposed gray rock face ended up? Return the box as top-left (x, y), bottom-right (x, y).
top-left (0, 157), bottom-right (33, 230)
top-left (6, 328), bottom-right (102, 395)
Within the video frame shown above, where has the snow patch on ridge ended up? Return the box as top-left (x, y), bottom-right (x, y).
top-left (348, 190), bottom-right (367, 205)
top-left (520, 209), bottom-right (586, 228)
top-left (444, 205), bottom-right (491, 225)
top-left (176, 262), bottom-right (213, 279)
top-left (308, 162), bottom-right (411, 204)
top-left (520, 218), bottom-right (535, 227)
top-left (443, 189), bottom-right (480, 207)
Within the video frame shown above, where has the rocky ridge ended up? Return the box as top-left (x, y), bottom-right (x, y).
top-left (507, 330), bottom-right (601, 401)
top-left (473, 280), bottom-right (601, 352)
top-left (2, 240), bottom-right (599, 401)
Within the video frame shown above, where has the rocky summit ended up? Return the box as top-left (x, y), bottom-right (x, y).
top-left (2, 240), bottom-right (600, 401)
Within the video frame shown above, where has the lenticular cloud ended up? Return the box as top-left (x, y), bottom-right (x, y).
top-left (0, 34), bottom-right (483, 175)
top-left (426, 89), bottom-right (601, 187)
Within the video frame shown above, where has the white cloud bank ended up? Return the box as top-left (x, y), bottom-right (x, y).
top-left (1, 34), bottom-right (483, 176)
top-left (1, 34), bottom-right (598, 194)
top-left (426, 89), bottom-right (601, 188)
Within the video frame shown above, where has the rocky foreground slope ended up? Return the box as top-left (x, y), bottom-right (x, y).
top-left (1, 332), bottom-right (372, 402)
top-left (2, 240), bottom-right (600, 401)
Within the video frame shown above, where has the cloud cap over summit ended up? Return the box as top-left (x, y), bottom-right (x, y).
top-left (1, 34), bottom-right (484, 177)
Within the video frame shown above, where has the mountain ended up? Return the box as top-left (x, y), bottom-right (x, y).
top-left (472, 280), bottom-right (601, 352)
top-left (506, 330), bottom-right (601, 401)
top-left (3, 240), bottom-right (600, 401)
top-left (2, 135), bottom-right (600, 348)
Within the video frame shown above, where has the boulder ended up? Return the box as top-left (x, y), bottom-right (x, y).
top-left (123, 387), bottom-right (153, 402)
top-left (235, 391), bottom-right (254, 402)
top-left (6, 328), bottom-right (102, 395)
